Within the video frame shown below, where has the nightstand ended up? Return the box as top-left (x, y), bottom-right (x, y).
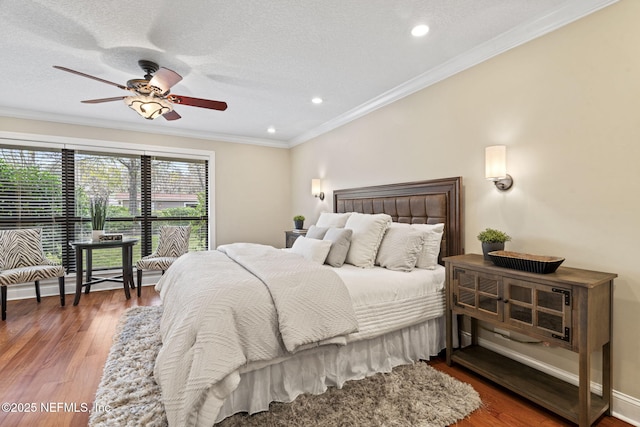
top-left (285, 229), bottom-right (307, 248)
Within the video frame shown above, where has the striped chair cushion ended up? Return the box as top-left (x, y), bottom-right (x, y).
top-left (155, 226), bottom-right (191, 258)
top-left (136, 256), bottom-right (177, 272)
top-left (0, 228), bottom-right (46, 270)
top-left (0, 264), bottom-right (65, 287)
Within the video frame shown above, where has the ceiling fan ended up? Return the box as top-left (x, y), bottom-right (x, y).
top-left (53, 60), bottom-right (228, 121)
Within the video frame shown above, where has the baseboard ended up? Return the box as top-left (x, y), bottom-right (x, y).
top-left (460, 332), bottom-right (640, 426)
top-left (4, 271), bottom-right (162, 301)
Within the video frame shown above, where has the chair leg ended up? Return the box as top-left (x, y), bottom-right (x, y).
top-left (2, 286), bottom-right (6, 321)
top-left (35, 280), bottom-right (41, 303)
top-left (137, 269), bottom-right (143, 289)
top-left (59, 276), bottom-right (65, 307)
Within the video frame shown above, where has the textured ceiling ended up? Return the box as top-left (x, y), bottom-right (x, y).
top-left (0, 0), bottom-right (616, 148)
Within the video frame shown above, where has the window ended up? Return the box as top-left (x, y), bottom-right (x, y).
top-left (74, 151), bottom-right (142, 269)
top-left (148, 156), bottom-right (208, 254)
top-left (0, 146), bottom-right (64, 263)
top-left (0, 143), bottom-right (209, 273)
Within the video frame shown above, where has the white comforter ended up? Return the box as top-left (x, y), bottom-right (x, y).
top-left (153, 243), bottom-right (358, 427)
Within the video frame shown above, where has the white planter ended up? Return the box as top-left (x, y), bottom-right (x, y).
top-left (92, 230), bottom-right (104, 241)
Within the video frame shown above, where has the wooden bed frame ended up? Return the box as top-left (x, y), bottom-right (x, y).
top-left (333, 176), bottom-right (463, 261)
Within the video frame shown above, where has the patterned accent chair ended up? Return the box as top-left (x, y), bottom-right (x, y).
top-left (0, 228), bottom-right (65, 321)
top-left (135, 226), bottom-right (191, 295)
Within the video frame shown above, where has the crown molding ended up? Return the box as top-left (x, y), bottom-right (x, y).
top-left (288, 0), bottom-right (619, 147)
top-left (0, 107), bottom-right (289, 149)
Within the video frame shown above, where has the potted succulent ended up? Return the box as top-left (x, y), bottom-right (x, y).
top-left (477, 228), bottom-right (511, 260)
top-left (293, 215), bottom-right (305, 230)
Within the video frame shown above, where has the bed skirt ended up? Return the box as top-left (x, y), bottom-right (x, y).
top-left (215, 315), bottom-right (446, 423)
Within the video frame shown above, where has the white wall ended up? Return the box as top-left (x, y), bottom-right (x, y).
top-left (291, 0), bottom-right (640, 408)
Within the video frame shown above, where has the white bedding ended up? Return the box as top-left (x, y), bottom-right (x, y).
top-left (216, 317), bottom-right (446, 422)
top-left (154, 244), bottom-right (358, 427)
top-left (335, 264), bottom-right (446, 342)
top-left (236, 264), bottom-right (446, 374)
top-left (213, 265), bottom-right (447, 422)
top-left (155, 245), bottom-right (446, 426)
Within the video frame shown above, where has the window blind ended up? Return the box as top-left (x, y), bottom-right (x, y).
top-left (0, 146), bottom-right (64, 263)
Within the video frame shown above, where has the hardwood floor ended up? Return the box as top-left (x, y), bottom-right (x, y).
top-left (0, 287), bottom-right (632, 427)
top-left (428, 358), bottom-right (631, 427)
top-left (0, 286), bottom-right (161, 427)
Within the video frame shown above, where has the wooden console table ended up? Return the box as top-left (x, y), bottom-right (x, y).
top-left (69, 238), bottom-right (138, 305)
top-left (444, 254), bottom-right (616, 427)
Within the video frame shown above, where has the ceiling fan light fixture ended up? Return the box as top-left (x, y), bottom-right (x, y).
top-left (124, 95), bottom-right (173, 120)
top-left (54, 61), bottom-right (227, 121)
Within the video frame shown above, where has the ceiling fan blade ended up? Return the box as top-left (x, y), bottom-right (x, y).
top-left (53, 66), bottom-right (128, 91)
top-left (149, 67), bottom-right (182, 94)
top-left (169, 95), bottom-right (228, 111)
top-left (163, 110), bottom-right (181, 121)
top-left (81, 96), bottom-right (127, 104)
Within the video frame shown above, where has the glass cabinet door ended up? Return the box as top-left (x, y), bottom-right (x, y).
top-left (452, 268), bottom-right (503, 321)
top-left (505, 278), bottom-right (572, 345)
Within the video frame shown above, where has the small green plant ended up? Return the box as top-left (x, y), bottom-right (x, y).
top-left (293, 215), bottom-right (305, 221)
top-left (477, 228), bottom-right (511, 243)
top-left (90, 194), bottom-right (109, 230)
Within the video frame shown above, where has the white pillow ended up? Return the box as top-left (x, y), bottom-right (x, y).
top-left (290, 236), bottom-right (332, 264)
top-left (411, 223), bottom-right (445, 269)
top-left (375, 223), bottom-right (425, 272)
top-left (316, 212), bottom-right (352, 228)
top-left (344, 213), bottom-right (392, 268)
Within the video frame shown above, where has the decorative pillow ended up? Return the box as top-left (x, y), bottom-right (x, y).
top-left (411, 223), bottom-right (445, 269)
top-left (0, 228), bottom-right (46, 269)
top-left (375, 223), bottom-right (425, 272)
top-left (306, 225), bottom-right (329, 239)
top-left (323, 228), bottom-right (353, 267)
top-left (344, 213), bottom-right (392, 268)
top-left (290, 236), bottom-right (332, 264)
top-left (315, 212), bottom-right (352, 228)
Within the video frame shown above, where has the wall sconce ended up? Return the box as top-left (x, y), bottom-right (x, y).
top-left (485, 145), bottom-right (513, 191)
top-left (311, 179), bottom-right (325, 200)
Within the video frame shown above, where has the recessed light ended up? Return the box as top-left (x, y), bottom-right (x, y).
top-left (267, 126), bottom-right (276, 134)
top-left (411, 24), bottom-right (429, 37)
top-left (311, 97), bottom-right (323, 104)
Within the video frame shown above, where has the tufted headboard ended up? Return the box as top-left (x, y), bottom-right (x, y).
top-left (333, 177), bottom-right (463, 262)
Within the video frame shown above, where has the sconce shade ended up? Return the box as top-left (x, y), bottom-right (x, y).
top-left (485, 145), bottom-right (507, 179)
top-left (124, 95), bottom-right (173, 120)
top-left (311, 179), bottom-right (325, 200)
top-left (485, 145), bottom-right (513, 191)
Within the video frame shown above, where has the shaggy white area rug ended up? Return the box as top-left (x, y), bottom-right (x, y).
top-left (90, 306), bottom-right (481, 427)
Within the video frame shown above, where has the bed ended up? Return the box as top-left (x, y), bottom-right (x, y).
top-left (154, 177), bottom-right (463, 427)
